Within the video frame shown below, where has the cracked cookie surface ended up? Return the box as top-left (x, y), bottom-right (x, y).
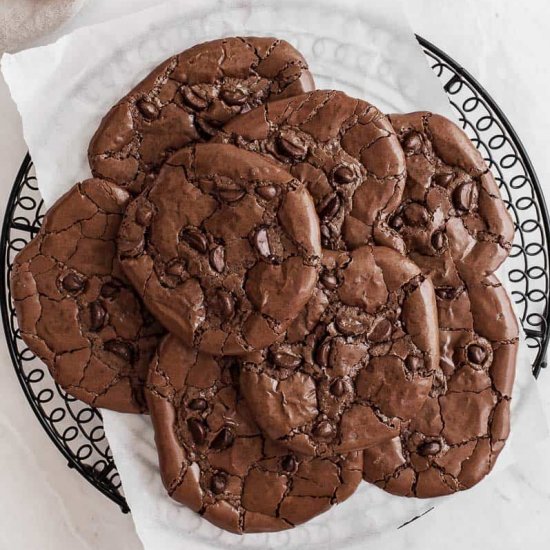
top-left (146, 334), bottom-right (362, 534)
top-left (215, 90), bottom-right (406, 250)
top-left (10, 179), bottom-right (164, 413)
top-left (362, 274), bottom-right (519, 497)
top-left (239, 245), bottom-right (439, 457)
top-left (379, 112), bottom-right (514, 278)
top-left (118, 143), bottom-right (321, 355)
top-left (88, 36), bottom-right (315, 194)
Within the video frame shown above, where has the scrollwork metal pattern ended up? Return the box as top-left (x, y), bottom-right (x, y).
top-left (0, 38), bottom-right (547, 513)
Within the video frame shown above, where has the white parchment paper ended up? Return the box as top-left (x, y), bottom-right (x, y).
top-left (2, 1), bottom-right (547, 549)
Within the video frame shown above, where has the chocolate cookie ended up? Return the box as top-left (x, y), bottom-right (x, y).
top-left (215, 90), bottom-right (406, 250)
top-left (379, 112), bottom-right (514, 278)
top-left (239, 245), bottom-right (439, 457)
top-left (362, 275), bottom-right (519, 497)
top-left (10, 180), bottom-right (164, 413)
top-left (88, 37), bottom-right (315, 194)
top-left (146, 335), bottom-right (362, 534)
top-left (118, 143), bottom-right (321, 355)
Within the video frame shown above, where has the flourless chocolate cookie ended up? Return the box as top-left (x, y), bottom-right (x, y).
top-left (10, 180), bottom-right (164, 413)
top-left (88, 37), bottom-right (315, 194)
top-left (146, 335), bottom-right (362, 534)
top-left (118, 143), bottom-right (321, 355)
top-left (239, 245), bottom-right (439, 457)
top-left (380, 112), bottom-right (514, 278)
top-left (362, 274), bottom-right (519, 497)
top-left (215, 90), bottom-right (406, 250)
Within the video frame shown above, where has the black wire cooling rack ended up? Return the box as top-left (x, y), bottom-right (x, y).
top-left (0, 36), bottom-right (548, 514)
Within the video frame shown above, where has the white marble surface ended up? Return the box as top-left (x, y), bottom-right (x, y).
top-left (0, 1), bottom-right (549, 548)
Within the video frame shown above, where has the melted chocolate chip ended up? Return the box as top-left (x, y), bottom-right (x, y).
top-left (100, 281), bottom-right (119, 298)
top-left (277, 131), bottom-right (307, 159)
top-left (256, 185), bottom-right (278, 200)
top-left (436, 287), bottom-right (461, 300)
top-left (336, 315), bottom-right (366, 336)
top-left (135, 203), bottom-right (154, 226)
top-left (333, 165), bottom-right (355, 184)
top-left (315, 340), bottom-right (331, 368)
top-left (272, 351), bottom-right (302, 369)
top-left (390, 215), bottom-right (404, 231)
top-left (217, 186), bottom-right (245, 202)
top-left (220, 87), bottom-right (247, 106)
top-left (180, 228), bottom-right (208, 254)
top-left (453, 182), bottom-right (476, 211)
top-left (182, 86), bottom-right (209, 110)
top-left (194, 118), bottom-right (218, 139)
top-left (281, 455), bottom-right (297, 473)
top-left (210, 427), bottom-right (235, 450)
top-left (467, 344), bottom-right (487, 365)
top-left (210, 473), bottom-right (227, 494)
top-left (62, 272), bottom-right (85, 292)
top-left (187, 418), bottom-right (207, 445)
top-left (188, 398), bottom-right (208, 411)
top-left (166, 261), bottom-right (186, 278)
top-left (90, 301), bottom-right (106, 331)
top-left (369, 319), bottom-right (393, 342)
top-left (212, 289), bottom-right (235, 320)
top-left (417, 440), bottom-right (441, 456)
top-left (434, 172), bottom-right (454, 187)
top-left (330, 378), bottom-right (346, 397)
top-left (320, 195), bottom-right (341, 221)
top-left (136, 99), bottom-right (159, 120)
top-left (314, 420), bottom-right (334, 438)
top-left (209, 246), bottom-right (225, 273)
top-left (403, 132), bottom-right (422, 153)
top-left (320, 272), bottom-right (338, 290)
top-left (431, 230), bottom-right (447, 251)
top-left (253, 227), bottom-right (272, 259)
top-left (104, 340), bottom-right (133, 362)
top-left (405, 355), bottom-right (424, 371)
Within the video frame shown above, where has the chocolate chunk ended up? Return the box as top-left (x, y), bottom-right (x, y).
top-left (368, 319), bottom-right (393, 342)
top-left (467, 344), bottom-right (487, 364)
top-left (210, 473), bottom-right (227, 494)
top-left (320, 272), bottom-right (338, 290)
top-left (277, 130), bottom-right (307, 159)
top-left (180, 228), bottom-right (208, 254)
top-left (453, 182), bottom-right (476, 211)
top-left (315, 340), bottom-right (331, 368)
top-left (333, 165), bottom-right (355, 184)
top-left (417, 440), bottom-right (441, 456)
top-left (220, 87), bottom-right (247, 106)
top-left (320, 194), bottom-right (341, 221)
top-left (210, 427), bottom-right (235, 450)
top-left (403, 132), bottom-right (422, 153)
top-left (90, 301), bottom-right (106, 331)
top-left (188, 398), bottom-right (208, 411)
top-left (136, 98), bottom-right (159, 120)
top-left (272, 351), bottom-right (302, 369)
top-left (187, 418), bottom-right (207, 445)
top-left (330, 378), bottom-right (346, 397)
top-left (62, 272), bottom-right (85, 292)
top-left (281, 455), bottom-right (297, 473)
top-left (104, 340), bottom-right (133, 362)
top-left (256, 185), bottom-right (278, 200)
top-left (431, 230), bottom-right (447, 251)
top-left (209, 246), bottom-right (225, 273)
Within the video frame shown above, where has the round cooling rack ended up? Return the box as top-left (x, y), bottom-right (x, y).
top-left (1, 36), bottom-right (548, 515)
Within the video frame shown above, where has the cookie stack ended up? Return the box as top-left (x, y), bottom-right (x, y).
top-left (11, 37), bottom-right (519, 533)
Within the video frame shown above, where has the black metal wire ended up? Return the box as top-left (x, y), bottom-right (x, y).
top-left (0, 37), bottom-right (547, 515)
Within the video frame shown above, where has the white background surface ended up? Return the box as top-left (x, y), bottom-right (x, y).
top-left (0, 1), bottom-right (549, 549)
